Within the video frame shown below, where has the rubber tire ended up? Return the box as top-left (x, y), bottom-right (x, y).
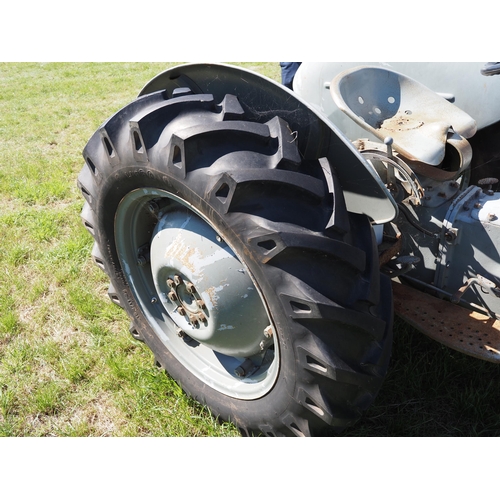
top-left (78, 88), bottom-right (393, 437)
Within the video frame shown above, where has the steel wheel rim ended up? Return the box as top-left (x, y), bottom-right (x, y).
top-left (115, 188), bottom-right (279, 399)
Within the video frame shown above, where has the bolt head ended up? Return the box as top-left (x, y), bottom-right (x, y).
top-left (264, 326), bottom-right (273, 338)
top-left (168, 291), bottom-right (178, 302)
top-left (177, 306), bottom-right (186, 316)
top-left (186, 282), bottom-right (196, 294)
top-left (174, 275), bottom-right (183, 285)
top-left (166, 278), bottom-right (175, 289)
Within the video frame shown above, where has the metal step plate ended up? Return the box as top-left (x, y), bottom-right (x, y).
top-left (392, 281), bottom-right (500, 363)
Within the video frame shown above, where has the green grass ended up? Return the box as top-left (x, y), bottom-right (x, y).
top-left (0, 62), bottom-right (499, 437)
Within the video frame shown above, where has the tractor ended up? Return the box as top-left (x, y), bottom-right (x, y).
top-left (77, 62), bottom-right (500, 436)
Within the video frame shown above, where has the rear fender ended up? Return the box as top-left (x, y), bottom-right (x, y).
top-left (139, 63), bottom-right (397, 224)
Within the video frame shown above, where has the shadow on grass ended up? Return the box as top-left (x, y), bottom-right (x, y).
top-left (331, 317), bottom-right (500, 437)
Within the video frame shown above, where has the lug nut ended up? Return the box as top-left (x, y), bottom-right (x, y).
top-left (264, 326), bottom-right (273, 338)
top-left (168, 291), bottom-right (178, 302)
top-left (174, 275), bottom-right (183, 285)
top-left (166, 278), bottom-right (175, 289)
top-left (186, 282), bottom-right (196, 294)
top-left (197, 311), bottom-right (207, 322)
top-left (176, 306), bottom-right (186, 316)
top-left (176, 327), bottom-right (184, 338)
top-left (234, 359), bottom-right (254, 378)
top-left (196, 299), bottom-right (206, 309)
top-left (189, 314), bottom-right (199, 326)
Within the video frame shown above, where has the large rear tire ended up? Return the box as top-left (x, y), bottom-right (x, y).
top-left (78, 84), bottom-right (393, 436)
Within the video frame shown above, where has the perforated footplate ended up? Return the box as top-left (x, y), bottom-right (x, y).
top-left (392, 281), bottom-right (500, 363)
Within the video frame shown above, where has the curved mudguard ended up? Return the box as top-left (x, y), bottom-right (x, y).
top-left (138, 63), bottom-right (397, 224)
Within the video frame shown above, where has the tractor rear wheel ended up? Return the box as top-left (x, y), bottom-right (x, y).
top-left (77, 86), bottom-right (393, 436)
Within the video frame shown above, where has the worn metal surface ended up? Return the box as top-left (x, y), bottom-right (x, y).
top-left (330, 66), bottom-right (477, 167)
top-left (392, 281), bottom-right (500, 363)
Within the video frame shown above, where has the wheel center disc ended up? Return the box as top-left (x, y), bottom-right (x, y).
top-left (115, 188), bottom-right (279, 400)
top-left (150, 209), bottom-right (270, 358)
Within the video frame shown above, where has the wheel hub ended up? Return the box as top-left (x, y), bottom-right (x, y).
top-left (150, 209), bottom-right (270, 358)
top-left (115, 188), bottom-right (279, 399)
top-left (165, 274), bottom-right (207, 326)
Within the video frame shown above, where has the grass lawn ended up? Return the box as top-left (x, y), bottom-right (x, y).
top-left (0, 62), bottom-right (499, 437)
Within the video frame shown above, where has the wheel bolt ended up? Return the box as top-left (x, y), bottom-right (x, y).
top-left (168, 291), bottom-right (178, 302)
top-left (148, 200), bottom-right (160, 215)
top-left (197, 311), bottom-right (207, 323)
top-left (189, 314), bottom-right (199, 326)
top-left (177, 306), bottom-right (186, 316)
top-left (196, 299), bottom-right (206, 309)
top-left (186, 282), bottom-right (196, 294)
top-left (166, 278), bottom-right (175, 289)
top-left (174, 275), bottom-right (183, 285)
top-left (234, 359), bottom-right (254, 378)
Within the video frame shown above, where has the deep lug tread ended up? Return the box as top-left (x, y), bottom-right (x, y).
top-left (297, 385), bottom-right (335, 425)
top-left (208, 169), bottom-right (326, 217)
top-left (219, 94), bottom-right (245, 120)
top-left (129, 322), bottom-right (145, 342)
top-left (80, 202), bottom-right (95, 236)
top-left (318, 157), bottom-right (350, 234)
top-left (77, 163), bottom-right (97, 206)
top-left (248, 228), bottom-right (366, 271)
top-left (107, 283), bottom-right (122, 308)
top-left (265, 116), bottom-right (302, 170)
top-left (91, 242), bottom-right (106, 271)
top-left (79, 86), bottom-right (393, 437)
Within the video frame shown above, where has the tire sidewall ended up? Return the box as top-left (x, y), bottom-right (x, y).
top-left (96, 165), bottom-right (308, 432)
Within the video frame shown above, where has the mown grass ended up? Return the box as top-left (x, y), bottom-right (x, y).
top-left (0, 62), bottom-right (499, 437)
